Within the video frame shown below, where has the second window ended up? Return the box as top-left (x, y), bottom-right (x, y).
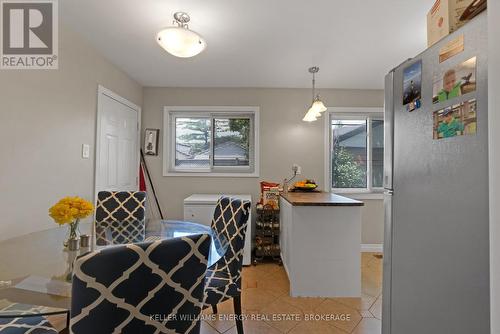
top-left (329, 112), bottom-right (384, 192)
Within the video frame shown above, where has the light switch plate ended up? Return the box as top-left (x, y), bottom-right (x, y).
top-left (82, 144), bottom-right (90, 159)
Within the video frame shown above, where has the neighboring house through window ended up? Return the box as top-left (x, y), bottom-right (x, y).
top-left (163, 106), bottom-right (260, 177)
top-left (326, 108), bottom-right (384, 193)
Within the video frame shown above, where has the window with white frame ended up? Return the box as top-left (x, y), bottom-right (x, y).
top-left (328, 110), bottom-right (384, 192)
top-left (163, 107), bottom-right (259, 176)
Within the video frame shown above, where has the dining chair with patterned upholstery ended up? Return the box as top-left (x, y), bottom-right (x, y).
top-left (0, 302), bottom-right (68, 334)
top-left (0, 316), bottom-right (59, 333)
top-left (70, 233), bottom-right (211, 334)
top-left (95, 191), bottom-right (146, 245)
top-left (202, 197), bottom-right (251, 334)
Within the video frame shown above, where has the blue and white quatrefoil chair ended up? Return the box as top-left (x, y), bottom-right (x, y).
top-left (70, 234), bottom-right (211, 334)
top-left (203, 197), bottom-right (251, 334)
top-left (95, 191), bottom-right (146, 245)
top-left (0, 316), bottom-right (58, 333)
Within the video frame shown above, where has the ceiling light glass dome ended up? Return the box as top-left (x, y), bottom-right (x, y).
top-left (156, 12), bottom-right (206, 58)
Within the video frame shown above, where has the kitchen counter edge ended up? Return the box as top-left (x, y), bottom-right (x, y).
top-left (280, 192), bottom-right (364, 207)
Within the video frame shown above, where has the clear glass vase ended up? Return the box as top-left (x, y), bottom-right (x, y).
top-left (63, 219), bottom-right (80, 249)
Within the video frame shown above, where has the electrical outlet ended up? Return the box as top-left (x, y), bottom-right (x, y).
top-left (82, 144), bottom-right (90, 159)
top-left (292, 164), bottom-right (302, 175)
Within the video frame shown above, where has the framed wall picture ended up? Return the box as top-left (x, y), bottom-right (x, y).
top-left (144, 129), bottom-right (159, 155)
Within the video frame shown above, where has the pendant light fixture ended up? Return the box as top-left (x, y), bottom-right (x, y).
top-left (156, 12), bottom-right (206, 58)
top-left (303, 66), bottom-right (327, 122)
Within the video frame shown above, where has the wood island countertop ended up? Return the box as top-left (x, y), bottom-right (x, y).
top-left (280, 191), bottom-right (364, 206)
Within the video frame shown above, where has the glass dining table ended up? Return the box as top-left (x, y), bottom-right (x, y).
top-left (0, 220), bottom-right (227, 321)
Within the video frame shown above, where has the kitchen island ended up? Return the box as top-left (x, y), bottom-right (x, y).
top-left (279, 192), bottom-right (364, 297)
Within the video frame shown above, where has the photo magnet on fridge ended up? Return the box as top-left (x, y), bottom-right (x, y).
top-left (403, 60), bottom-right (422, 112)
top-left (433, 98), bottom-right (477, 140)
top-left (439, 35), bottom-right (464, 63)
top-left (432, 56), bottom-right (477, 104)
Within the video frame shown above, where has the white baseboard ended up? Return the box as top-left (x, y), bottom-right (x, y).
top-left (280, 252), bottom-right (290, 278)
top-left (361, 244), bottom-right (383, 253)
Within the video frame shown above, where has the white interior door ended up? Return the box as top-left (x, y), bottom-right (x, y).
top-left (95, 86), bottom-right (140, 194)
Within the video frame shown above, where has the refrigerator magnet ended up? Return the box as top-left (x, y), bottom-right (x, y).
top-left (432, 98), bottom-right (477, 140)
top-left (432, 56), bottom-right (477, 105)
top-left (439, 35), bottom-right (464, 63)
top-left (403, 60), bottom-right (422, 112)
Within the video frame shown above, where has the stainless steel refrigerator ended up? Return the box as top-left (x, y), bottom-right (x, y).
top-left (382, 13), bottom-right (489, 334)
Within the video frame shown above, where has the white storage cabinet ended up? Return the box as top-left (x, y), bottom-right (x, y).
top-left (184, 194), bottom-right (252, 266)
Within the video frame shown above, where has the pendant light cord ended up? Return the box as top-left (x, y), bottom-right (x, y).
top-left (312, 71), bottom-right (316, 103)
top-left (309, 66), bottom-right (319, 103)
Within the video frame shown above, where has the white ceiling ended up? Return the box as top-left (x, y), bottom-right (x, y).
top-left (61, 0), bottom-right (434, 89)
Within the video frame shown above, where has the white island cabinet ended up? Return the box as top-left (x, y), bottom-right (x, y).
top-left (279, 192), bottom-right (364, 297)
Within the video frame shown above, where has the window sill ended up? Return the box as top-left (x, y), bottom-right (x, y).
top-left (333, 192), bottom-right (384, 200)
top-left (164, 172), bottom-right (260, 178)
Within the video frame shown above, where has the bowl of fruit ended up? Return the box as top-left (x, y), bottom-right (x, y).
top-left (293, 179), bottom-right (318, 192)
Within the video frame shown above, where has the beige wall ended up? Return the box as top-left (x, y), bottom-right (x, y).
top-left (0, 24), bottom-right (143, 241)
top-left (142, 87), bottom-right (384, 245)
top-left (0, 27), bottom-right (384, 245)
top-left (489, 5), bottom-right (499, 333)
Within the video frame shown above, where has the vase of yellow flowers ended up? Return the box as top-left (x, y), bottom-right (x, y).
top-left (49, 197), bottom-right (94, 250)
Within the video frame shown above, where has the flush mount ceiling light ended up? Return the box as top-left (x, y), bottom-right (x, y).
top-left (156, 12), bottom-right (206, 58)
top-left (303, 66), bottom-right (327, 122)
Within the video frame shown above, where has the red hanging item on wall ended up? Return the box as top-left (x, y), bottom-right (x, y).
top-left (139, 163), bottom-right (147, 192)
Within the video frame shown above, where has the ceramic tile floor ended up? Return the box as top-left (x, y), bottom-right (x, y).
top-left (201, 252), bottom-right (383, 334)
top-left (49, 252), bottom-right (383, 334)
